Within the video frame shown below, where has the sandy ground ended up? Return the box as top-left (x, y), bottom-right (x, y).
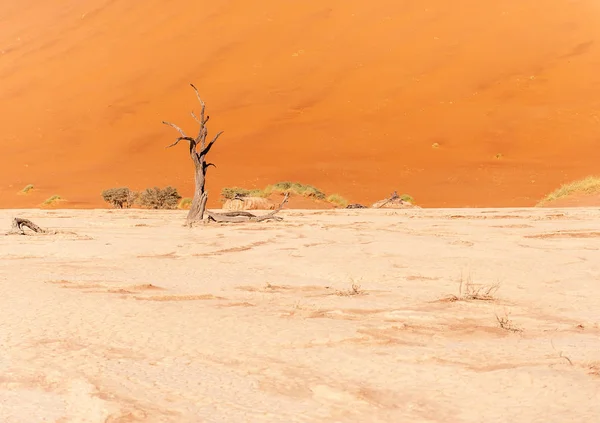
top-left (1, 208), bottom-right (599, 422)
top-left (2, 0), bottom-right (600, 208)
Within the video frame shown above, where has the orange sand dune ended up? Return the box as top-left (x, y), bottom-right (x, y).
top-left (2, 0), bottom-right (600, 208)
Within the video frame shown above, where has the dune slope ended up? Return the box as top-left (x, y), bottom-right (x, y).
top-left (1, 0), bottom-right (600, 208)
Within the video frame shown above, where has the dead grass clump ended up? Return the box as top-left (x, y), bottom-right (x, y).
top-left (336, 283), bottom-right (364, 296)
top-left (42, 195), bottom-right (64, 207)
top-left (326, 193), bottom-right (349, 208)
top-left (443, 274), bottom-right (500, 302)
top-left (178, 197), bottom-right (192, 209)
top-left (588, 363), bottom-right (600, 377)
top-left (221, 187), bottom-right (266, 200)
top-left (536, 175), bottom-right (600, 206)
top-left (138, 186), bottom-right (181, 209)
top-left (20, 184), bottom-right (34, 194)
top-left (495, 311), bottom-right (522, 333)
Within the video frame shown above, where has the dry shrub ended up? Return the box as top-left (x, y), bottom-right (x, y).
top-left (20, 184), bottom-right (34, 194)
top-left (221, 187), bottom-right (266, 200)
top-left (336, 283), bottom-right (364, 296)
top-left (42, 195), bottom-right (64, 206)
top-left (443, 274), bottom-right (500, 302)
top-left (222, 197), bottom-right (274, 210)
top-left (495, 311), bottom-right (522, 333)
top-left (102, 187), bottom-right (138, 208)
top-left (138, 186), bottom-right (182, 209)
top-left (327, 193), bottom-right (349, 208)
top-left (264, 181), bottom-right (326, 199)
top-left (178, 198), bottom-right (192, 209)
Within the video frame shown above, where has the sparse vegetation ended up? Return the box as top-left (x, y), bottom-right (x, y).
top-left (495, 311), bottom-right (522, 333)
top-left (432, 143), bottom-right (440, 149)
top-left (178, 198), bottom-right (193, 209)
top-left (265, 181), bottom-right (326, 200)
top-left (43, 195), bottom-right (63, 206)
top-left (21, 184), bottom-right (34, 194)
top-left (138, 186), bottom-right (182, 210)
top-left (536, 176), bottom-right (600, 206)
top-left (101, 187), bottom-right (138, 209)
top-left (335, 282), bottom-right (364, 296)
top-left (220, 187), bottom-right (266, 200)
top-left (326, 193), bottom-right (349, 208)
top-left (221, 181), bottom-right (352, 208)
top-left (443, 273), bottom-right (500, 302)
top-left (399, 194), bottom-right (414, 203)
top-left (495, 153), bottom-right (503, 159)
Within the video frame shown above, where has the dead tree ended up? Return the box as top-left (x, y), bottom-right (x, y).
top-left (162, 84), bottom-right (224, 225)
top-left (10, 218), bottom-right (46, 235)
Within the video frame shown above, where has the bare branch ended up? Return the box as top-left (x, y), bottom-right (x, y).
top-left (191, 111), bottom-right (201, 124)
top-left (200, 131), bottom-right (224, 156)
top-left (166, 136), bottom-right (196, 149)
top-left (190, 84), bottom-right (206, 122)
top-left (162, 121), bottom-right (188, 138)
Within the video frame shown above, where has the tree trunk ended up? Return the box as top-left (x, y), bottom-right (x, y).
top-left (186, 162), bottom-right (207, 224)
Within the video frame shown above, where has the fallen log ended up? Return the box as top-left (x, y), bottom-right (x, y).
top-left (206, 193), bottom-right (289, 223)
top-left (10, 217), bottom-right (46, 235)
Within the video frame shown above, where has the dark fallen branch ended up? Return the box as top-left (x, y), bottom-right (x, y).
top-left (206, 193), bottom-right (289, 223)
top-left (373, 191), bottom-right (399, 209)
top-left (10, 218), bottom-right (46, 235)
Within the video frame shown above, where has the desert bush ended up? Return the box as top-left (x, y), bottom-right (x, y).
top-left (101, 187), bottom-right (138, 208)
top-left (265, 181), bottom-right (326, 199)
top-left (327, 193), bottom-right (348, 208)
top-left (21, 184), bottom-right (34, 194)
top-left (536, 176), bottom-right (600, 206)
top-left (138, 186), bottom-right (182, 209)
top-left (221, 187), bottom-right (266, 200)
top-left (222, 197), bottom-right (274, 210)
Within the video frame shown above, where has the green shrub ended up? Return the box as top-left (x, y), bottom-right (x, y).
top-left (138, 186), bottom-right (182, 209)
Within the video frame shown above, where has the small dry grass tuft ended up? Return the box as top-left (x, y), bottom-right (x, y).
top-left (178, 197), bottom-right (192, 209)
top-left (20, 184), bottom-right (34, 194)
top-left (336, 282), bottom-right (364, 296)
top-left (326, 193), bottom-right (349, 208)
top-left (495, 310), bottom-right (522, 333)
top-left (42, 195), bottom-right (64, 207)
top-left (442, 274), bottom-right (500, 302)
top-left (536, 175), bottom-right (600, 206)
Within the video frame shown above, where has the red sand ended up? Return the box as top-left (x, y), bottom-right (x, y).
top-left (2, 0), bottom-right (600, 208)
